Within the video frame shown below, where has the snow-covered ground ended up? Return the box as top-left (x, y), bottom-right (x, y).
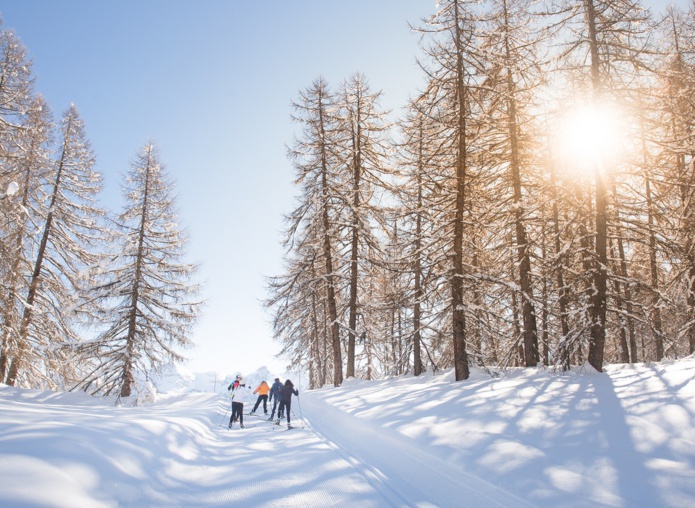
top-left (1, 358), bottom-right (694, 507)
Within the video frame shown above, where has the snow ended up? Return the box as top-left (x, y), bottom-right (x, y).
top-left (5, 181), bottom-right (19, 196)
top-left (1, 358), bottom-right (694, 507)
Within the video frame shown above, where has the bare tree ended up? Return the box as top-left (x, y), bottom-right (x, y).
top-left (267, 78), bottom-right (345, 386)
top-left (6, 105), bottom-right (105, 388)
top-left (335, 73), bottom-right (391, 379)
top-left (0, 96), bottom-right (53, 382)
top-left (74, 143), bottom-right (201, 397)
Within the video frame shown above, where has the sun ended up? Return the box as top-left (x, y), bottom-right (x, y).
top-left (554, 101), bottom-right (624, 175)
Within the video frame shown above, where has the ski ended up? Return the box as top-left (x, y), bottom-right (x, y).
top-left (226, 423), bottom-right (257, 430)
top-left (247, 412), bottom-right (270, 419)
top-left (274, 421), bottom-right (296, 430)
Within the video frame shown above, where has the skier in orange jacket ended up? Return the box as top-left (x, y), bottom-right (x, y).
top-left (250, 380), bottom-right (271, 415)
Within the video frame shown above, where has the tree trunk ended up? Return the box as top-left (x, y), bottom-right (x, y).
top-left (6, 116), bottom-right (73, 385)
top-left (644, 162), bottom-right (664, 362)
top-left (541, 219), bottom-right (550, 366)
top-left (120, 146), bottom-right (154, 398)
top-left (588, 168), bottom-right (608, 372)
top-left (0, 139), bottom-right (36, 381)
top-left (584, 0), bottom-right (609, 373)
top-left (347, 99), bottom-right (362, 379)
top-left (549, 151), bottom-right (571, 370)
top-left (318, 114), bottom-right (342, 386)
top-left (451, 0), bottom-right (469, 381)
top-left (502, 0), bottom-right (538, 367)
top-left (413, 147), bottom-right (424, 376)
top-left (310, 287), bottom-right (323, 389)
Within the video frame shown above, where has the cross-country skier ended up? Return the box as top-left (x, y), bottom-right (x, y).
top-left (268, 378), bottom-right (283, 421)
top-left (227, 374), bottom-right (242, 424)
top-left (227, 374), bottom-right (241, 392)
top-left (229, 375), bottom-right (253, 429)
top-left (277, 379), bottom-right (299, 429)
top-left (250, 380), bottom-right (270, 415)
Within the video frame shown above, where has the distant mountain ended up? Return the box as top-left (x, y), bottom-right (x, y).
top-left (150, 363), bottom-right (286, 395)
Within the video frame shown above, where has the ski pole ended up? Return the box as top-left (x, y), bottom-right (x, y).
top-left (296, 394), bottom-right (304, 429)
top-left (219, 392), bottom-right (232, 426)
top-left (219, 405), bottom-right (230, 427)
top-left (295, 370), bottom-right (304, 428)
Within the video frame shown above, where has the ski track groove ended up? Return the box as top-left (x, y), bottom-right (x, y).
top-left (210, 407), bottom-right (379, 507)
top-left (303, 393), bottom-right (538, 508)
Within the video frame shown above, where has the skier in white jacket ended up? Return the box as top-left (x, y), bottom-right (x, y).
top-left (229, 375), bottom-right (254, 429)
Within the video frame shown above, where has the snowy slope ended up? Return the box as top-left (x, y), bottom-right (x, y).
top-left (307, 360), bottom-right (695, 507)
top-left (0, 358), bottom-right (693, 507)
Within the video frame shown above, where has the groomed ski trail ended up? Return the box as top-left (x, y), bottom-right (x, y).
top-left (301, 392), bottom-right (537, 508)
top-left (1, 386), bottom-right (535, 507)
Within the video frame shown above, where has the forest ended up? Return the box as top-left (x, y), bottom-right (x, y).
top-left (0, 21), bottom-right (202, 397)
top-left (265, 0), bottom-right (695, 388)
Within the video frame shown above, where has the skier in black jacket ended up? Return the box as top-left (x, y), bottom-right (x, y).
top-left (277, 379), bottom-right (299, 429)
top-left (268, 378), bottom-right (284, 421)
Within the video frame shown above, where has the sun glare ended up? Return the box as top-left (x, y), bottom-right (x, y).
top-left (555, 102), bottom-right (624, 175)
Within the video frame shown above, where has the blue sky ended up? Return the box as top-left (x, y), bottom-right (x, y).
top-left (0, 1), bottom-right (436, 376)
top-left (0, 0), bottom-right (685, 377)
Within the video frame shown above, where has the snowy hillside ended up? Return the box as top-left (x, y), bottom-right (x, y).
top-left (147, 363), bottom-right (283, 395)
top-left (1, 358), bottom-right (693, 507)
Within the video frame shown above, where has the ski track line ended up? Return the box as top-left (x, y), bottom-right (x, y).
top-left (303, 393), bottom-right (538, 508)
top-left (207, 407), bottom-right (387, 507)
top-left (305, 421), bottom-right (421, 508)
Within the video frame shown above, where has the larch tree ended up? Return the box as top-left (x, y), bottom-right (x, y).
top-left (5, 104), bottom-right (105, 388)
top-left (655, 6), bottom-right (695, 355)
top-left (394, 93), bottom-right (455, 376)
top-left (268, 78), bottom-right (346, 387)
top-left (0, 25), bottom-right (40, 381)
top-left (414, 0), bottom-right (489, 380)
top-left (0, 23), bottom-right (34, 140)
top-left (75, 142), bottom-right (202, 397)
top-left (395, 105), bottom-right (427, 376)
top-left (552, 0), bottom-right (651, 372)
top-left (0, 96), bottom-right (53, 383)
top-left (477, 0), bottom-right (548, 366)
top-left (335, 73), bottom-right (392, 379)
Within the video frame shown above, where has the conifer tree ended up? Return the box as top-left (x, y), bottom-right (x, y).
top-left (655, 6), bottom-right (695, 355)
top-left (75, 143), bottom-right (201, 397)
top-left (413, 0), bottom-right (489, 380)
top-left (5, 104), bottom-right (104, 388)
top-left (478, 0), bottom-right (549, 367)
top-left (0, 96), bottom-right (53, 382)
top-left (552, 0), bottom-right (651, 371)
top-left (0, 24), bottom-right (37, 380)
top-left (267, 78), bottom-right (345, 387)
top-left (395, 95), bottom-right (453, 376)
top-left (335, 73), bottom-right (392, 379)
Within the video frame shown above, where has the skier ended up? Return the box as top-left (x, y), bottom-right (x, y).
top-left (227, 374), bottom-right (241, 392)
top-left (229, 375), bottom-right (253, 429)
top-left (250, 380), bottom-right (270, 415)
top-left (227, 374), bottom-right (242, 424)
top-left (268, 377), bottom-right (283, 421)
top-left (277, 379), bottom-right (299, 429)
